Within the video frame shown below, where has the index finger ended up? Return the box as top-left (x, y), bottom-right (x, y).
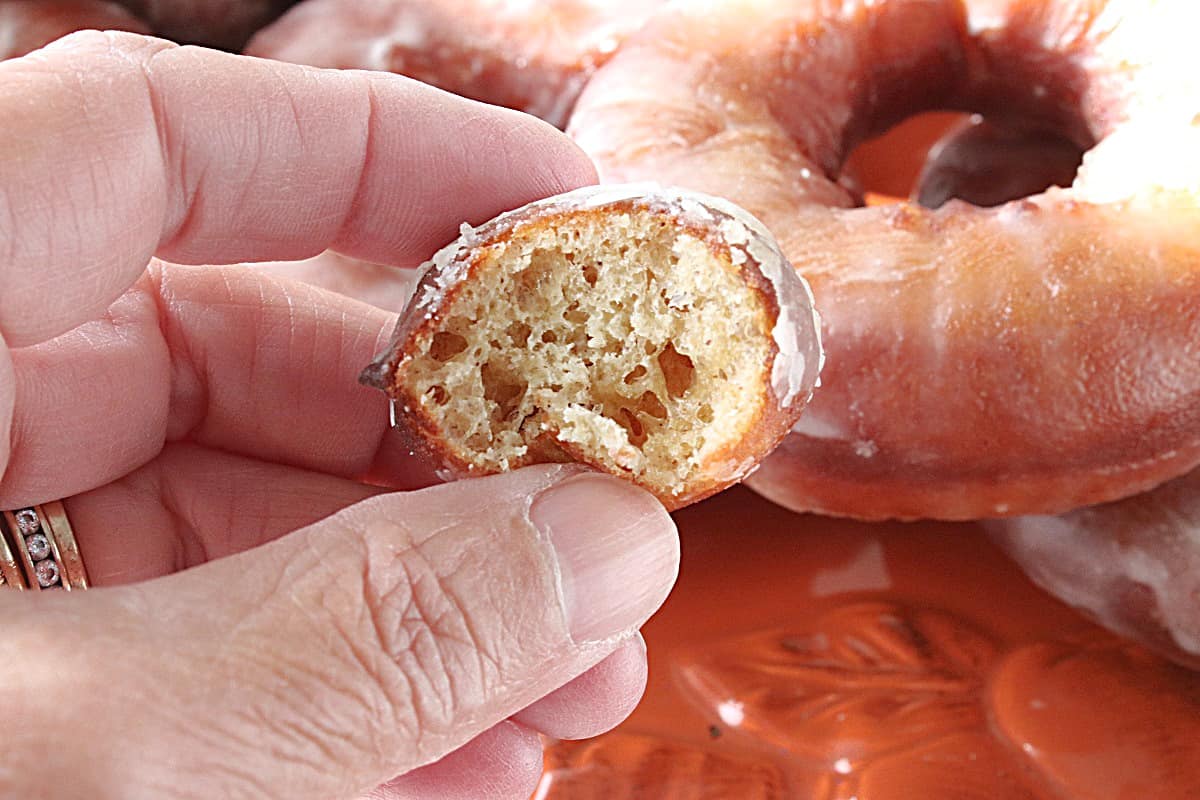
top-left (0, 30), bottom-right (597, 346)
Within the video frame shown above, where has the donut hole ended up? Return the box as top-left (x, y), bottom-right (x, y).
top-left (844, 112), bottom-right (967, 199)
top-left (767, 10), bottom-right (1104, 210)
top-left (398, 208), bottom-right (774, 492)
top-left (846, 112), bottom-right (1085, 208)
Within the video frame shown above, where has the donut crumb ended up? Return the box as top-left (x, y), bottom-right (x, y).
top-left (397, 207), bottom-right (773, 493)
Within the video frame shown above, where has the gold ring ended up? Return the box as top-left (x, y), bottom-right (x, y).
top-left (0, 522), bottom-right (23, 589)
top-left (1, 502), bottom-right (89, 591)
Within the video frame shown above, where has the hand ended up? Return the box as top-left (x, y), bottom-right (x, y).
top-left (0, 31), bottom-right (679, 799)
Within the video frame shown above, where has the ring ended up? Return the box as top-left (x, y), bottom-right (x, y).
top-left (0, 502), bottom-right (89, 591)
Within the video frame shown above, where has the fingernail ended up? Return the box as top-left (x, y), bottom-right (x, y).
top-left (531, 474), bottom-right (680, 643)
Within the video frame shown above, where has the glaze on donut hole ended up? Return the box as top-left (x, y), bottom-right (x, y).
top-left (569, 0), bottom-right (1200, 521)
top-left (0, 0), bottom-right (149, 60)
top-left (246, 0), bottom-right (662, 127)
top-left (361, 185), bottom-right (824, 510)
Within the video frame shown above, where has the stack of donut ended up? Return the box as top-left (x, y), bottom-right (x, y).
top-left (7, 1), bottom-right (1199, 668)
top-left (251, 0), bottom-right (1200, 670)
top-left (245, 0), bottom-right (664, 127)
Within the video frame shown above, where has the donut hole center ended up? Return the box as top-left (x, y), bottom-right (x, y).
top-left (845, 112), bottom-right (1085, 209)
top-left (844, 112), bottom-right (966, 200)
top-left (762, 5), bottom-right (1108, 210)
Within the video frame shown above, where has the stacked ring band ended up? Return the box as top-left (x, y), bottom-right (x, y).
top-left (0, 502), bottom-right (89, 591)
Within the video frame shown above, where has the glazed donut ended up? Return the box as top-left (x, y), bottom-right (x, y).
top-left (987, 468), bottom-right (1200, 671)
top-left (922, 110), bottom-right (1200, 670)
top-left (246, 0), bottom-right (661, 127)
top-left (113, 0), bottom-right (295, 50)
top-left (569, 0), bottom-right (1200, 521)
top-left (0, 0), bottom-right (148, 60)
top-left (360, 185), bottom-right (824, 510)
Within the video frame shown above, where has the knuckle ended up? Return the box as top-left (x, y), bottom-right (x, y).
top-left (46, 28), bottom-right (115, 52)
top-left (46, 29), bottom-right (168, 63)
top-left (326, 522), bottom-right (501, 740)
top-left (366, 536), bottom-right (492, 733)
top-left (200, 516), bottom-right (517, 773)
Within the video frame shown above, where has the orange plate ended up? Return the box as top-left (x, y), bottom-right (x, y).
top-left (535, 487), bottom-right (1200, 799)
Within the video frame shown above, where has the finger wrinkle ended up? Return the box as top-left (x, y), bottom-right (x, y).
top-left (0, 341), bottom-right (14, 491)
top-left (146, 46), bottom-right (373, 264)
top-left (125, 456), bottom-right (199, 575)
top-left (260, 529), bottom-right (416, 771)
top-left (153, 455), bottom-right (213, 573)
top-left (146, 262), bottom-right (210, 444)
top-left (333, 73), bottom-right (378, 251)
top-left (158, 158), bottom-right (211, 263)
top-left (0, 31), bottom-right (168, 346)
top-left (373, 537), bottom-right (466, 736)
top-left (139, 42), bottom-right (211, 255)
top-left (0, 183), bottom-right (15, 269)
top-left (137, 43), bottom-right (175, 185)
top-left (160, 264), bottom-right (397, 478)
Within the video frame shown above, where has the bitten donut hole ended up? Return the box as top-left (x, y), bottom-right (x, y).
top-left (400, 208), bottom-right (774, 493)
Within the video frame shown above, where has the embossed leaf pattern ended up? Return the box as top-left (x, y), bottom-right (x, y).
top-left (989, 634), bottom-right (1200, 799)
top-left (535, 733), bottom-right (787, 800)
top-left (855, 732), bottom-right (1044, 800)
top-left (535, 604), bottom-right (1200, 799)
top-left (676, 603), bottom-right (1000, 766)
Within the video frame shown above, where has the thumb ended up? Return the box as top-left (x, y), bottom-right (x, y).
top-left (1, 465), bottom-right (678, 799)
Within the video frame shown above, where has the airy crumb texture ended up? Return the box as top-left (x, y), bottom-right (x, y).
top-left (362, 184), bottom-right (824, 508)
top-left (397, 208), bottom-right (774, 496)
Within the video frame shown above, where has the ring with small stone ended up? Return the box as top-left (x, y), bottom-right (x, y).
top-left (0, 502), bottom-right (89, 591)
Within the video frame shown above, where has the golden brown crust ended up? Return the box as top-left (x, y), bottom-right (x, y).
top-left (361, 184), bottom-right (823, 510)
